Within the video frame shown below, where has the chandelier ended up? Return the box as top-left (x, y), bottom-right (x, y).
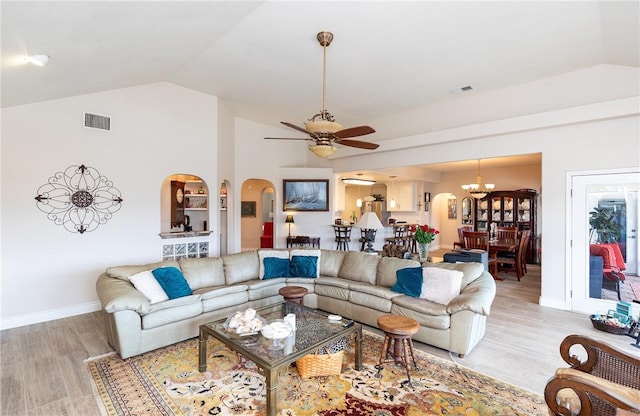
top-left (461, 160), bottom-right (495, 199)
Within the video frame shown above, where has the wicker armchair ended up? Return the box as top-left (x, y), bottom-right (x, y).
top-left (544, 334), bottom-right (640, 416)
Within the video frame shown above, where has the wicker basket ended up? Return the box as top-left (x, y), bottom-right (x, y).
top-left (296, 347), bottom-right (344, 378)
top-left (590, 314), bottom-right (629, 335)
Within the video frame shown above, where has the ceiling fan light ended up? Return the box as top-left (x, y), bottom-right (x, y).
top-left (305, 120), bottom-right (343, 134)
top-left (309, 144), bottom-right (337, 158)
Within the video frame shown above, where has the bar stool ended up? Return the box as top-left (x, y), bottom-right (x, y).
top-left (376, 314), bottom-right (420, 386)
top-left (333, 225), bottom-right (351, 251)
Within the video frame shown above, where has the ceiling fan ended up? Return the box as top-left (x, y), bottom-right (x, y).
top-left (264, 31), bottom-right (379, 158)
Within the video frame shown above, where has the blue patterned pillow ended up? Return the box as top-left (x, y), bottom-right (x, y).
top-left (152, 267), bottom-right (192, 299)
top-left (391, 267), bottom-right (423, 298)
top-left (290, 255), bottom-right (318, 278)
top-left (263, 257), bottom-right (291, 279)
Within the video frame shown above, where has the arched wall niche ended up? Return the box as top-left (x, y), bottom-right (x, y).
top-left (161, 174), bottom-right (210, 233)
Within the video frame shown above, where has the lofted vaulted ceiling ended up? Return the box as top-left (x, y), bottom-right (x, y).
top-left (2, 1), bottom-right (638, 177)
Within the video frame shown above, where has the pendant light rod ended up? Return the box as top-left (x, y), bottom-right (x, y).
top-left (317, 31), bottom-right (333, 121)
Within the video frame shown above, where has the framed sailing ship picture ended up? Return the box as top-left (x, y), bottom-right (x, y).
top-left (283, 179), bottom-right (329, 211)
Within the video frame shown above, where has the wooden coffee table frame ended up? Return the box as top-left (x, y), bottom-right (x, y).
top-left (198, 302), bottom-right (362, 416)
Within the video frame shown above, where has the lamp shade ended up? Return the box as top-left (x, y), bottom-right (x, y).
top-left (355, 212), bottom-right (384, 230)
top-left (285, 215), bottom-right (294, 224)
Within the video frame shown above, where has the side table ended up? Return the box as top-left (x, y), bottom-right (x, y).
top-left (279, 286), bottom-right (308, 305)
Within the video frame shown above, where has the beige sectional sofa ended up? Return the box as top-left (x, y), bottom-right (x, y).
top-left (96, 249), bottom-right (496, 359)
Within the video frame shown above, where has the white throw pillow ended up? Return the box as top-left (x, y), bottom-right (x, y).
top-left (258, 250), bottom-right (290, 279)
top-left (290, 249), bottom-right (321, 278)
top-left (419, 267), bottom-right (464, 305)
top-left (129, 270), bottom-right (169, 304)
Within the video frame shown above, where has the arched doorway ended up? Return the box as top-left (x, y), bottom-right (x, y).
top-left (241, 179), bottom-right (275, 251)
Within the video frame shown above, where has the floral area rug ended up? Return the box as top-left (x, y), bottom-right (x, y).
top-left (87, 332), bottom-right (546, 416)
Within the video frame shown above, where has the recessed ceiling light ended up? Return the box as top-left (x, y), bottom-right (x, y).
top-left (23, 54), bottom-right (50, 66)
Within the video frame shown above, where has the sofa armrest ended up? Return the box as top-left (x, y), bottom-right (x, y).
top-left (446, 271), bottom-right (496, 316)
top-left (96, 273), bottom-right (150, 314)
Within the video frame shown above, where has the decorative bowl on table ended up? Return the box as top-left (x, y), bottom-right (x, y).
top-left (223, 308), bottom-right (266, 336)
top-left (260, 319), bottom-right (293, 350)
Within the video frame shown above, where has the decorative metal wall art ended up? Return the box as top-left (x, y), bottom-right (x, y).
top-left (34, 164), bottom-right (123, 234)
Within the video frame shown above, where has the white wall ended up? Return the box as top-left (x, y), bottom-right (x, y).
top-left (1, 82), bottom-right (218, 328)
top-left (1, 66), bottom-right (639, 329)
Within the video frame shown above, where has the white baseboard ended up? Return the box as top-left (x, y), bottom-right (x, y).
top-left (538, 295), bottom-right (569, 311)
top-left (0, 301), bottom-right (102, 330)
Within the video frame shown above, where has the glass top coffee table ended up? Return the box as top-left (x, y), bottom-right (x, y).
top-left (198, 302), bottom-right (362, 416)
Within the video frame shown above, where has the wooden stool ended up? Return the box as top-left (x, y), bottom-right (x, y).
top-left (278, 286), bottom-right (308, 305)
top-left (376, 315), bottom-right (420, 386)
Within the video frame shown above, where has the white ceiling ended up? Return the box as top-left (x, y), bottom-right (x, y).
top-left (2, 1), bottom-right (638, 179)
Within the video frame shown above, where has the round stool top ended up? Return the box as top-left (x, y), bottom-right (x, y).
top-left (279, 286), bottom-right (308, 298)
top-left (377, 315), bottom-right (420, 336)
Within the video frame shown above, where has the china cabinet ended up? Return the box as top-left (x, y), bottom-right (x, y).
top-left (475, 189), bottom-right (537, 263)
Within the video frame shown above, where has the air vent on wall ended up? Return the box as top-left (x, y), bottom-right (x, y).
top-left (84, 112), bottom-right (111, 131)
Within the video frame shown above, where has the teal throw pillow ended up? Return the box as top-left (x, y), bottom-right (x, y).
top-left (290, 255), bottom-right (318, 278)
top-left (391, 267), bottom-right (423, 298)
top-left (152, 267), bottom-right (192, 299)
top-left (263, 257), bottom-right (291, 279)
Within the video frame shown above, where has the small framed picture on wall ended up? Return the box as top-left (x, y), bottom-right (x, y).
top-left (448, 198), bottom-right (457, 219)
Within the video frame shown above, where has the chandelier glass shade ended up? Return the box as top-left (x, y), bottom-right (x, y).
top-left (461, 160), bottom-right (495, 199)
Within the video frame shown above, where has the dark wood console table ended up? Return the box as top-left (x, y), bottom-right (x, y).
top-left (286, 235), bottom-right (320, 249)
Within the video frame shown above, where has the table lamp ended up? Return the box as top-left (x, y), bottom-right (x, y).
top-left (356, 212), bottom-right (384, 253)
top-left (285, 215), bottom-right (294, 236)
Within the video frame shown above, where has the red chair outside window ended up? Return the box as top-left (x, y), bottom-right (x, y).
top-left (589, 243), bottom-right (626, 300)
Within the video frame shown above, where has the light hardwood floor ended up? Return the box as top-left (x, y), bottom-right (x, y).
top-left (1, 257), bottom-right (639, 415)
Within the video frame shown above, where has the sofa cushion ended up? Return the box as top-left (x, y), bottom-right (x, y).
top-left (290, 255), bottom-right (318, 278)
top-left (290, 249), bottom-right (321, 278)
top-left (152, 267), bottom-right (192, 299)
top-left (319, 249), bottom-right (346, 277)
top-left (106, 260), bottom-right (179, 281)
top-left (223, 250), bottom-right (260, 285)
top-left (178, 257), bottom-right (225, 290)
top-left (390, 267), bottom-right (423, 298)
top-left (377, 257), bottom-right (421, 287)
top-left (258, 249), bottom-right (290, 279)
top-left (142, 295), bottom-right (202, 329)
top-left (423, 262), bottom-right (484, 289)
top-left (338, 251), bottom-right (380, 285)
top-left (263, 257), bottom-right (291, 279)
top-left (420, 267), bottom-right (463, 305)
top-left (193, 284), bottom-right (247, 300)
top-left (129, 270), bottom-right (168, 304)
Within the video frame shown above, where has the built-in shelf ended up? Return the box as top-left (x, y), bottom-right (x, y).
top-left (159, 231), bottom-right (212, 239)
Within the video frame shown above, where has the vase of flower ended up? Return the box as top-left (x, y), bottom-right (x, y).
top-left (412, 224), bottom-right (439, 262)
top-left (419, 243), bottom-right (429, 262)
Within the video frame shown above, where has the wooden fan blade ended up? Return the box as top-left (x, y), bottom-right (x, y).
top-left (264, 137), bottom-right (311, 141)
top-left (281, 121), bottom-right (311, 135)
top-left (333, 125), bottom-right (376, 139)
top-left (335, 138), bottom-right (379, 150)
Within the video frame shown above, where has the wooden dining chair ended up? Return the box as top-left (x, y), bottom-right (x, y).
top-left (496, 230), bottom-right (530, 281)
top-left (495, 226), bottom-right (518, 241)
top-left (453, 226), bottom-right (473, 249)
top-left (462, 231), bottom-right (498, 278)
